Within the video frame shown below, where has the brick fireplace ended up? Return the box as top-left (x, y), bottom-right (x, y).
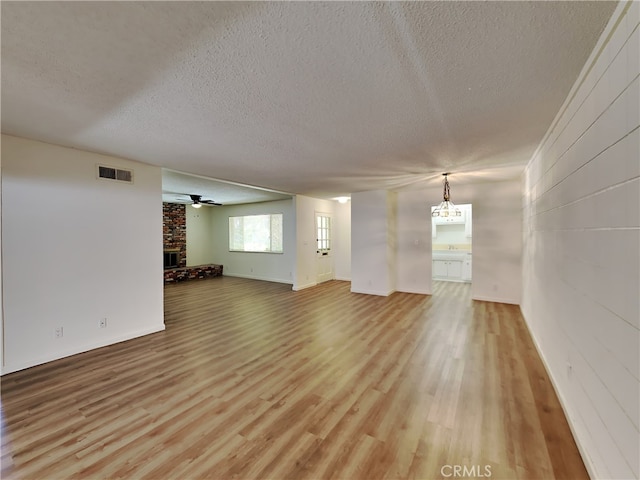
top-left (162, 203), bottom-right (187, 269)
top-left (162, 202), bottom-right (223, 283)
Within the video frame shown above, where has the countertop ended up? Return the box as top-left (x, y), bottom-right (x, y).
top-left (432, 250), bottom-right (472, 261)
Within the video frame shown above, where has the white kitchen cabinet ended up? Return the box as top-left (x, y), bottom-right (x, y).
top-left (433, 259), bottom-right (448, 277)
top-left (433, 259), bottom-right (463, 281)
top-left (433, 210), bottom-right (465, 225)
top-left (462, 255), bottom-right (472, 281)
top-left (448, 260), bottom-right (463, 278)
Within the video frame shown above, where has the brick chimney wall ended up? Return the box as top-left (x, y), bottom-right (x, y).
top-left (162, 203), bottom-right (187, 268)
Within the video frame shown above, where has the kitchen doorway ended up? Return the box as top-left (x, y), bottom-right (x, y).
top-left (431, 204), bottom-right (472, 283)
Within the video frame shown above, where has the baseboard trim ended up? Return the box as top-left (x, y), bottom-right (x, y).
top-left (223, 273), bottom-right (293, 285)
top-left (350, 287), bottom-right (395, 297)
top-left (292, 281), bottom-right (317, 291)
top-left (396, 288), bottom-right (430, 295)
top-left (1, 324), bottom-right (166, 376)
top-left (472, 295), bottom-right (520, 305)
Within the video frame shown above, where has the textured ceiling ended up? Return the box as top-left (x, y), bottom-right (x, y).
top-left (1, 1), bottom-right (616, 200)
top-left (162, 169), bottom-right (291, 206)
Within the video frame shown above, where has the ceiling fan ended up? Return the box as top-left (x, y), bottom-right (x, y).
top-left (184, 194), bottom-right (222, 208)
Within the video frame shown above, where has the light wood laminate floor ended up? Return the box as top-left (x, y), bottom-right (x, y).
top-left (1, 277), bottom-right (587, 479)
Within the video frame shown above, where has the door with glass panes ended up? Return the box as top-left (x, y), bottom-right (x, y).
top-left (315, 213), bottom-right (334, 283)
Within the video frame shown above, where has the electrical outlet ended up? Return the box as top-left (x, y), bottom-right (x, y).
top-left (99, 318), bottom-right (107, 328)
top-left (55, 326), bottom-right (63, 338)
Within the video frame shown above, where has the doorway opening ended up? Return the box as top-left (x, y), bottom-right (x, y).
top-left (431, 203), bottom-right (472, 284)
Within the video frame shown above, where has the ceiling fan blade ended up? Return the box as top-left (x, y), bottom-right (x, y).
top-left (201, 200), bottom-right (222, 206)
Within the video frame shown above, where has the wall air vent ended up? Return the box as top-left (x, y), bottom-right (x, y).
top-left (97, 165), bottom-right (134, 184)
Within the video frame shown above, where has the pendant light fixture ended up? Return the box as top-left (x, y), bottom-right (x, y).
top-left (431, 173), bottom-right (462, 218)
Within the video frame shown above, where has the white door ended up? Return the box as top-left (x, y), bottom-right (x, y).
top-left (316, 213), bottom-right (334, 284)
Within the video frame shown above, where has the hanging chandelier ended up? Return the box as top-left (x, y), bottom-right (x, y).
top-left (431, 173), bottom-right (462, 218)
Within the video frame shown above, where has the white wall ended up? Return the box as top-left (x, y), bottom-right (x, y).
top-left (351, 190), bottom-right (397, 296)
top-left (186, 205), bottom-right (215, 266)
top-left (387, 192), bottom-right (398, 294)
top-left (1, 135), bottom-right (165, 375)
top-left (467, 181), bottom-right (522, 304)
top-left (522, 3), bottom-right (639, 479)
top-left (433, 224), bottom-right (469, 246)
top-left (210, 199), bottom-right (296, 285)
top-left (396, 180), bottom-right (522, 303)
top-left (0, 145), bottom-right (3, 369)
top-left (396, 190), bottom-right (431, 294)
top-left (333, 201), bottom-right (352, 281)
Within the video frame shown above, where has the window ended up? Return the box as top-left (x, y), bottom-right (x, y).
top-left (316, 214), bottom-right (331, 253)
top-left (229, 214), bottom-right (283, 253)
